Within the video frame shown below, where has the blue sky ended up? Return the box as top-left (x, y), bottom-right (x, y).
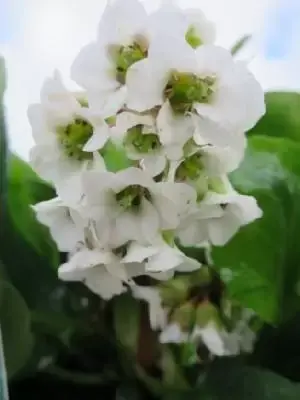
top-left (0, 0), bottom-right (299, 159)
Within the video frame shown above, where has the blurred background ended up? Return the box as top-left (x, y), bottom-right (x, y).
top-left (0, 0), bottom-right (299, 160)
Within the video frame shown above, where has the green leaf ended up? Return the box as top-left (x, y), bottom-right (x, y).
top-left (201, 361), bottom-right (300, 400)
top-left (161, 347), bottom-right (190, 391)
top-left (212, 136), bottom-right (300, 323)
top-left (230, 34), bottom-right (251, 56)
top-left (0, 280), bottom-right (33, 378)
top-left (248, 92), bottom-right (300, 141)
top-left (165, 361), bottom-right (300, 400)
top-left (7, 154), bottom-right (58, 267)
top-left (113, 294), bottom-right (141, 355)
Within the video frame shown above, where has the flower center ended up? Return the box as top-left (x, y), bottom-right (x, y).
top-left (175, 153), bottom-right (204, 181)
top-left (185, 26), bottom-right (203, 49)
top-left (115, 185), bottom-right (152, 211)
top-left (125, 125), bottom-right (161, 154)
top-left (164, 71), bottom-right (215, 114)
top-left (115, 42), bottom-right (147, 84)
top-left (56, 118), bottom-right (94, 161)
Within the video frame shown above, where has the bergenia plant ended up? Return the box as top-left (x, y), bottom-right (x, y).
top-left (2, 1), bottom-right (300, 399)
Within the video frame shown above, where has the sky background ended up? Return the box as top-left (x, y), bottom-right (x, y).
top-left (0, 0), bottom-right (300, 159)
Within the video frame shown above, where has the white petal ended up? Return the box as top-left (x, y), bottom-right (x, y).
top-left (193, 115), bottom-right (239, 150)
top-left (82, 170), bottom-right (115, 205)
top-left (106, 261), bottom-right (129, 282)
top-left (175, 256), bottom-right (201, 273)
top-left (71, 42), bottom-right (117, 92)
top-left (229, 194), bottom-right (263, 226)
top-left (157, 181), bottom-right (197, 215)
top-left (159, 323), bottom-right (188, 344)
top-left (115, 111), bottom-right (154, 137)
top-left (115, 167), bottom-right (154, 190)
top-left (184, 9), bottom-right (216, 45)
top-left (83, 125), bottom-right (110, 152)
top-left (194, 46), bottom-right (265, 132)
top-left (140, 199), bottom-right (160, 243)
top-left (132, 286), bottom-right (166, 330)
top-left (126, 58), bottom-right (167, 111)
top-left (88, 86), bottom-right (127, 117)
top-left (157, 101), bottom-right (195, 146)
top-left (193, 324), bottom-right (226, 356)
top-left (85, 268), bottom-right (127, 300)
top-left (123, 242), bottom-right (158, 263)
top-left (141, 154), bottom-right (166, 177)
top-left (149, 33), bottom-right (197, 72)
top-left (146, 245), bottom-right (183, 273)
top-left (33, 198), bottom-right (84, 252)
top-left (98, 0), bottom-right (148, 46)
top-left (115, 211), bottom-right (141, 244)
top-left (28, 104), bottom-right (53, 144)
top-left (152, 194), bottom-right (179, 230)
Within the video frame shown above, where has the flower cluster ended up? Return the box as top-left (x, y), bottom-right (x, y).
top-left (133, 268), bottom-right (259, 357)
top-left (29, 0), bottom-right (265, 355)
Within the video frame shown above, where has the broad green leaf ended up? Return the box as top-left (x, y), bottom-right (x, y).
top-left (113, 294), bottom-right (141, 355)
top-left (230, 34), bottom-right (251, 56)
top-left (248, 92), bottom-right (300, 141)
top-left (7, 154), bottom-right (58, 268)
top-left (165, 361), bottom-right (300, 400)
top-left (253, 313), bottom-right (300, 382)
top-left (212, 136), bottom-right (300, 323)
top-left (0, 280), bottom-right (33, 378)
top-left (200, 361), bottom-right (300, 400)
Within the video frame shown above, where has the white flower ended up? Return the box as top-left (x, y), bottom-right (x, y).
top-left (159, 322), bottom-right (188, 344)
top-left (126, 38), bottom-right (265, 144)
top-left (32, 197), bottom-right (85, 252)
top-left (167, 139), bottom-right (246, 195)
top-left (156, 101), bottom-right (197, 158)
top-left (123, 240), bottom-right (201, 279)
top-left (114, 110), bottom-right (196, 176)
top-left (81, 167), bottom-right (197, 247)
top-left (114, 111), bottom-right (167, 176)
top-left (192, 323), bottom-right (226, 356)
top-left (71, 0), bottom-right (149, 116)
top-left (58, 247), bottom-right (140, 300)
top-left (28, 71), bottom-right (109, 202)
top-left (177, 180), bottom-right (262, 246)
top-left (147, 0), bottom-right (216, 48)
top-left (132, 286), bottom-right (167, 330)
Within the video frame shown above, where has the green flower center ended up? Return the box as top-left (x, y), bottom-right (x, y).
top-left (56, 118), bottom-right (94, 161)
top-left (176, 153), bottom-right (204, 181)
top-left (115, 42), bottom-right (147, 85)
top-left (125, 125), bottom-right (161, 154)
top-left (115, 185), bottom-right (152, 211)
top-left (185, 26), bottom-right (203, 49)
top-left (164, 71), bottom-right (215, 114)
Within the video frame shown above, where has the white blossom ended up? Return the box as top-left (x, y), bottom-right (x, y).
top-left (32, 197), bottom-right (85, 252)
top-left (192, 323), bottom-right (226, 356)
top-left (132, 286), bottom-right (167, 330)
top-left (80, 167), bottom-right (197, 247)
top-left (177, 180), bottom-right (262, 246)
top-left (71, 0), bottom-right (149, 116)
top-left (28, 71), bottom-right (109, 202)
top-left (147, 0), bottom-right (216, 48)
top-left (58, 246), bottom-right (145, 300)
top-left (126, 38), bottom-right (265, 145)
top-left (124, 240), bottom-right (201, 278)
